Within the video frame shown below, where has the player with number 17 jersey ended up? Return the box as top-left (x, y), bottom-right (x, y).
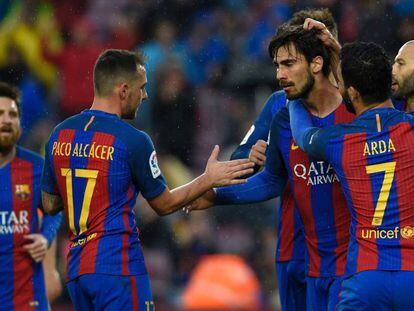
top-left (42, 109), bottom-right (167, 309)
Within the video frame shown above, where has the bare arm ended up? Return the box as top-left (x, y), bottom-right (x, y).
top-left (41, 192), bottom-right (64, 215)
top-left (43, 240), bottom-right (62, 302)
top-left (148, 146), bottom-right (254, 216)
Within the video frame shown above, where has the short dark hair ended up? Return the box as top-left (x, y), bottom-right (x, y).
top-left (289, 8), bottom-right (338, 39)
top-left (93, 49), bottom-right (145, 97)
top-left (340, 42), bottom-right (392, 104)
top-left (0, 82), bottom-right (21, 116)
top-left (268, 25), bottom-right (332, 77)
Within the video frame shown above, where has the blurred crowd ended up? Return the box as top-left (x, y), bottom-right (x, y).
top-left (0, 0), bottom-right (413, 309)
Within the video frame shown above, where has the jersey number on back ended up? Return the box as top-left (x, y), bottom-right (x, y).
top-left (365, 161), bottom-right (396, 226)
top-left (61, 168), bottom-right (99, 235)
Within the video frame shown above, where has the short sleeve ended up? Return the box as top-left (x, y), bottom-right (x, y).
top-left (127, 131), bottom-right (167, 200)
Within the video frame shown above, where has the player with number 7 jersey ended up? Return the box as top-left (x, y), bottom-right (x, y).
top-left (289, 41), bottom-right (414, 309)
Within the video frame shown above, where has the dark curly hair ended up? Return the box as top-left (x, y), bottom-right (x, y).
top-left (289, 8), bottom-right (338, 39)
top-left (340, 42), bottom-right (392, 104)
top-left (268, 24), bottom-right (332, 77)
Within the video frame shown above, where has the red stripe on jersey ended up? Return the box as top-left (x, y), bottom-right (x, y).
top-left (277, 184), bottom-right (294, 261)
top-left (331, 180), bottom-right (349, 275)
top-left (333, 104), bottom-right (353, 275)
top-left (78, 132), bottom-right (115, 275)
top-left (389, 123), bottom-right (414, 270)
top-left (53, 129), bottom-right (76, 280)
top-left (342, 132), bottom-right (379, 272)
top-left (121, 202), bottom-right (131, 275)
top-left (121, 187), bottom-right (136, 274)
top-left (11, 158), bottom-right (34, 309)
top-left (334, 104), bottom-right (355, 124)
top-left (130, 276), bottom-right (139, 310)
top-left (289, 138), bottom-right (321, 275)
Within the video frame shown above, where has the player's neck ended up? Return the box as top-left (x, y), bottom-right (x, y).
top-left (303, 79), bottom-right (342, 118)
top-left (355, 98), bottom-right (394, 116)
top-left (0, 146), bottom-right (16, 168)
top-left (405, 96), bottom-right (414, 113)
top-left (91, 96), bottom-right (122, 117)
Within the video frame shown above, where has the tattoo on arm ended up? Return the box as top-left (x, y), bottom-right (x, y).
top-left (42, 192), bottom-right (64, 215)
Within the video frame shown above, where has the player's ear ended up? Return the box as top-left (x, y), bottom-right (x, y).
top-left (347, 86), bottom-right (360, 102)
top-left (118, 83), bottom-right (128, 100)
top-left (310, 56), bottom-right (323, 75)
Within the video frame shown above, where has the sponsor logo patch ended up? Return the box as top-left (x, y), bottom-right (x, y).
top-left (149, 151), bottom-right (161, 178)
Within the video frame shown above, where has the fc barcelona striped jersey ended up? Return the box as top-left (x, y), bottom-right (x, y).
top-left (0, 147), bottom-right (51, 310)
top-left (231, 91), bottom-right (305, 263)
top-left (267, 104), bottom-right (354, 277)
top-left (42, 109), bottom-right (167, 281)
top-left (295, 107), bottom-right (414, 275)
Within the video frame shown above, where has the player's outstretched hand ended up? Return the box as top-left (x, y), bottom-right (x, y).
top-left (23, 234), bottom-right (48, 262)
top-left (205, 145), bottom-right (254, 187)
top-left (249, 139), bottom-right (267, 166)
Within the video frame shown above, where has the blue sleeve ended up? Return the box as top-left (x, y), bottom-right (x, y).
top-left (230, 91), bottom-right (286, 160)
top-left (288, 100), bottom-right (328, 160)
top-left (215, 168), bottom-right (286, 204)
top-left (40, 211), bottom-right (62, 246)
top-left (127, 131), bottom-right (167, 200)
top-left (41, 136), bottom-right (58, 194)
top-left (216, 112), bottom-right (288, 204)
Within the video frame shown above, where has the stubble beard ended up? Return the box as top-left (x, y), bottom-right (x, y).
top-left (286, 69), bottom-right (315, 101)
top-left (394, 71), bottom-right (414, 101)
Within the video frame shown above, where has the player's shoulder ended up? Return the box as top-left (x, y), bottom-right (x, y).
top-left (388, 108), bottom-right (414, 125)
top-left (15, 146), bottom-right (44, 166)
top-left (269, 90), bottom-right (287, 103)
top-left (268, 90), bottom-right (287, 114)
top-left (49, 112), bottom-right (86, 136)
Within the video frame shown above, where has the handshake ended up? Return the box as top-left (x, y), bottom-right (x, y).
top-left (185, 139), bottom-right (268, 213)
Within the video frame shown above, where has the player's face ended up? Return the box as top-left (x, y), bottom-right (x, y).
top-left (392, 44), bottom-right (414, 100)
top-left (275, 43), bottom-right (315, 100)
top-left (337, 64), bottom-right (356, 114)
top-left (122, 65), bottom-right (148, 120)
top-left (0, 97), bottom-right (20, 152)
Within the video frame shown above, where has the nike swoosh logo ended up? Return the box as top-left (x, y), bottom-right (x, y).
top-left (291, 143), bottom-right (299, 150)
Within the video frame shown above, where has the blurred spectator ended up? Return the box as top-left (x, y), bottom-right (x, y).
top-left (182, 254), bottom-right (262, 310)
top-left (0, 0), bottom-right (61, 89)
top-left (0, 47), bottom-right (47, 137)
top-left (43, 17), bottom-right (104, 118)
top-left (152, 61), bottom-right (198, 167)
top-left (185, 10), bottom-right (230, 86)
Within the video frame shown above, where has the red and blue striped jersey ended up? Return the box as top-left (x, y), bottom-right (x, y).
top-left (42, 109), bottom-right (167, 281)
top-left (298, 107), bottom-right (414, 274)
top-left (231, 91), bottom-right (305, 263)
top-left (0, 147), bottom-right (48, 310)
top-left (267, 104), bottom-right (354, 277)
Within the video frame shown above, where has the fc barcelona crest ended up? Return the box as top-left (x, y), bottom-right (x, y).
top-left (15, 184), bottom-right (31, 201)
